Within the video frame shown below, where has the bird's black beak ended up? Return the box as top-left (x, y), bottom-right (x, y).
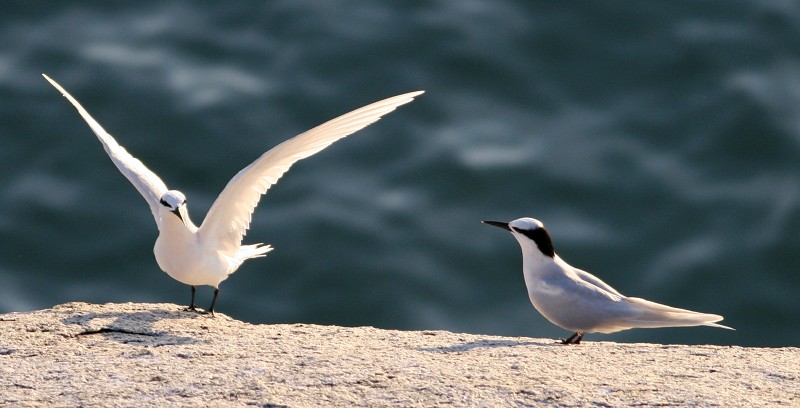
top-left (172, 208), bottom-right (186, 225)
top-left (482, 220), bottom-right (511, 231)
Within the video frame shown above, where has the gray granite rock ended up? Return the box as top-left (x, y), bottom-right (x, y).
top-left (0, 302), bottom-right (796, 407)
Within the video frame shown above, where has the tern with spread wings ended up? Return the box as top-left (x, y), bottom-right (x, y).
top-left (44, 73), bottom-right (422, 315)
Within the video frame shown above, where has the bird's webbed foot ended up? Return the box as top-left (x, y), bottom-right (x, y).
top-left (560, 332), bottom-right (585, 345)
top-left (185, 286), bottom-right (201, 313)
top-left (200, 288), bottom-right (219, 317)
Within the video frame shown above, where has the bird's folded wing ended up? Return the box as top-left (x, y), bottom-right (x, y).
top-left (43, 74), bottom-right (169, 225)
top-left (573, 267), bottom-right (625, 297)
top-left (199, 90), bottom-right (424, 255)
top-left (623, 297), bottom-right (734, 330)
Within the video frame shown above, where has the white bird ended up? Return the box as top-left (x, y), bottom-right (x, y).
top-left (482, 217), bottom-right (733, 344)
top-left (44, 73), bottom-right (423, 315)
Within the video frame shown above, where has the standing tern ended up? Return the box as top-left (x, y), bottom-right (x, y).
top-left (483, 217), bottom-right (733, 344)
top-left (44, 73), bottom-right (422, 315)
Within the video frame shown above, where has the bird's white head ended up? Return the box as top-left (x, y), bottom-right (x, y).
top-left (482, 217), bottom-right (555, 259)
top-left (159, 190), bottom-right (189, 226)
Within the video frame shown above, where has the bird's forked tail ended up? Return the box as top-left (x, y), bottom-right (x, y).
top-left (624, 297), bottom-right (735, 330)
top-left (238, 243), bottom-right (274, 260)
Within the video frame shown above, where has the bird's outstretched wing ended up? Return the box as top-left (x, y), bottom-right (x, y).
top-left (199, 90), bottom-right (424, 255)
top-left (43, 74), bottom-right (168, 224)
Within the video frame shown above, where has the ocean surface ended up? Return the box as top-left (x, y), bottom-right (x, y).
top-left (1, 1), bottom-right (799, 347)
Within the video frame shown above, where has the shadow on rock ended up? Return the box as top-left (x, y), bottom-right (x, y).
top-left (59, 305), bottom-right (205, 346)
top-left (417, 339), bottom-right (553, 353)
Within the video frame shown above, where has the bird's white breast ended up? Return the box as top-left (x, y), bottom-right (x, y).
top-left (153, 215), bottom-right (230, 287)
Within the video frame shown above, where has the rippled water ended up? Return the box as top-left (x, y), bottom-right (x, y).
top-left (1, 1), bottom-right (799, 346)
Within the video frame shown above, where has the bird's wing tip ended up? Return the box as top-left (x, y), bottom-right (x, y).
top-left (396, 90), bottom-right (424, 100)
top-left (706, 321), bottom-right (735, 331)
top-left (42, 74), bottom-right (64, 93)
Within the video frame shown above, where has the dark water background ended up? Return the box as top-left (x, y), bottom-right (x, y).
top-left (1, 1), bottom-right (799, 347)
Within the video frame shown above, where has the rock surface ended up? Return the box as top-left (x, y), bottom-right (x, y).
top-left (0, 302), bottom-right (797, 407)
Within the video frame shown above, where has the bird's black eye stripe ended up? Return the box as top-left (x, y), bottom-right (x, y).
top-left (160, 198), bottom-right (170, 207)
top-left (512, 226), bottom-right (555, 258)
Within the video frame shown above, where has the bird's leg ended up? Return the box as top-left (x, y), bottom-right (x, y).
top-left (560, 332), bottom-right (585, 345)
top-left (185, 285), bottom-right (199, 312)
top-left (201, 288), bottom-right (220, 316)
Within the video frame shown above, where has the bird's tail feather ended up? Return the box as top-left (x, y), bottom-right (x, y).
top-left (623, 297), bottom-right (734, 330)
top-left (238, 243), bottom-right (273, 260)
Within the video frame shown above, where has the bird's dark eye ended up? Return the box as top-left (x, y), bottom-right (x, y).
top-left (512, 226), bottom-right (555, 258)
top-left (160, 198), bottom-right (170, 207)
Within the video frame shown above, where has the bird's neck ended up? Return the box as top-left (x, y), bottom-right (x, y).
top-left (159, 209), bottom-right (198, 235)
top-left (521, 251), bottom-right (563, 278)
